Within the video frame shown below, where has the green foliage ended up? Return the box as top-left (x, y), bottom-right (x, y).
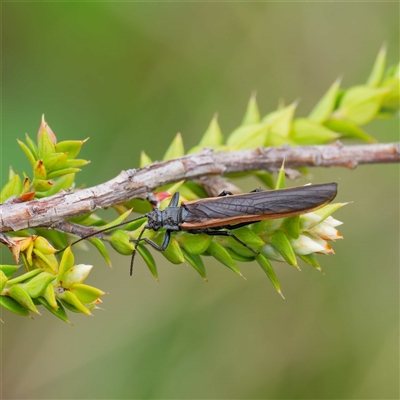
top-left (0, 47), bottom-right (399, 320)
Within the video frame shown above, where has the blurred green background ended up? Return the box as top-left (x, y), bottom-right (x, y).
top-left (1, 2), bottom-right (398, 399)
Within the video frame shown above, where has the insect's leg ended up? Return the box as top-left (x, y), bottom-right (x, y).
top-left (203, 230), bottom-right (259, 255)
top-left (168, 192), bottom-right (180, 207)
top-left (217, 190), bottom-right (234, 197)
top-left (140, 230), bottom-right (171, 252)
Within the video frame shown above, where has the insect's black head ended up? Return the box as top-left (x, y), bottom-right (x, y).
top-left (145, 210), bottom-right (162, 231)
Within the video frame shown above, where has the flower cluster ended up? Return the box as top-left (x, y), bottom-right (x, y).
top-left (1, 240), bottom-right (105, 323)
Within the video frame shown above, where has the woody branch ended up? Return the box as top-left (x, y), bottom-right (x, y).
top-left (0, 141), bottom-right (399, 234)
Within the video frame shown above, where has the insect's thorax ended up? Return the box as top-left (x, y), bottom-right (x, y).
top-left (146, 207), bottom-right (187, 231)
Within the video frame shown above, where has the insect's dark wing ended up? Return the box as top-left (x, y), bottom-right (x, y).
top-left (180, 183), bottom-right (337, 229)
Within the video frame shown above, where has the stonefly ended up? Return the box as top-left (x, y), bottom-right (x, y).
top-left (66, 183), bottom-right (337, 275)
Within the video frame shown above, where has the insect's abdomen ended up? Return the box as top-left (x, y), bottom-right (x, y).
top-left (180, 183), bottom-right (337, 229)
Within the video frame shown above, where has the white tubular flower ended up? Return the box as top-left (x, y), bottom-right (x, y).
top-left (62, 264), bottom-right (93, 287)
top-left (308, 234), bottom-right (334, 254)
top-left (300, 212), bottom-right (322, 230)
top-left (309, 221), bottom-right (343, 241)
top-left (324, 216), bottom-right (343, 227)
top-left (290, 234), bottom-right (326, 255)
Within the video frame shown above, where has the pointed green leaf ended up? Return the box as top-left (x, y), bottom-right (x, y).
top-left (221, 227), bottom-right (264, 258)
top-left (38, 130), bottom-right (56, 158)
top-left (7, 269), bottom-right (42, 285)
top-left (290, 119), bottom-right (339, 145)
top-left (60, 290), bottom-right (91, 315)
top-left (282, 215), bottom-right (300, 239)
top-left (269, 230), bottom-right (298, 268)
top-left (55, 139), bottom-right (88, 159)
top-left (41, 173), bottom-right (75, 197)
top-left (366, 44), bottom-right (387, 87)
top-left (299, 253), bottom-right (322, 272)
top-left (25, 133), bottom-right (38, 159)
top-left (99, 208), bottom-right (133, 231)
top-left (8, 284), bottom-right (40, 314)
top-left (199, 114), bottom-right (223, 147)
top-left (0, 295), bottom-right (31, 317)
top-left (33, 179), bottom-right (53, 192)
top-left (255, 254), bottom-right (284, 298)
top-left (163, 133), bottom-right (184, 161)
top-left (182, 249), bottom-right (207, 280)
top-left (227, 123), bottom-right (269, 150)
top-left (263, 101), bottom-right (297, 143)
top-left (88, 238), bottom-right (112, 267)
top-left (0, 270), bottom-right (8, 292)
top-left (47, 168), bottom-right (81, 179)
top-left (309, 77), bottom-right (341, 123)
top-left (23, 272), bottom-right (56, 298)
top-left (43, 152), bottom-right (68, 171)
top-left (57, 246), bottom-right (74, 282)
top-left (110, 230), bottom-right (134, 255)
top-left (137, 245), bottom-right (158, 280)
top-left (225, 247), bottom-right (255, 262)
top-left (338, 85), bottom-right (390, 125)
top-left (36, 298), bottom-right (71, 323)
top-left (0, 265), bottom-right (19, 278)
top-left (1, 174), bottom-right (23, 202)
top-left (178, 233), bottom-right (212, 255)
top-left (275, 162), bottom-right (286, 189)
top-left (18, 140), bottom-right (36, 167)
top-left (324, 119), bottom-right (376, 143)
top-left (71, 283), bottom-right (105, 304)
top-left (242, 92), bottom-right (260, 125)
top-left (140, 151), bottom-right (153, 168)
top-left (65, 159), bottom-right (90, 168)
top-left (152, 234), bottom-right (184, 264)
top-left (312, 202), bottom-right (349, 225)
top-left (207, 241), bottom-right (243, 277)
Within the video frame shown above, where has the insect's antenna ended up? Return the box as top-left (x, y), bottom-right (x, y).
top-left (55, 214), bottom-right (147, 255)
top-left (130, 225), bottom-right (148, 276)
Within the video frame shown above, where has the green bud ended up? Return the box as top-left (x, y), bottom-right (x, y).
top-left (57, 246), bottom-right (75, 282)
top-left (43, 282), bottom-right (58, 309)
top-left (242, 92), bottom-right (260, 125)
top-left (227, 123), bottom-right (268, 150)
top-left (366, 43), bottom-right (386, 87)
top-left (62, 264), bottom-right (93, 288)
top-left (33, 160), bottom-right (47, 180)
top-left (199, 114), bottom-right (223, 147)
top-left (308, 77), bottom-right (342, 123)
top-left (0, 295), bottom-right (31, 317)
top-left (43, 174), bottom-right (75, 196)
top-left (337, 85), bottom-right (390, 125)
top-left (8, 284), bottom-right (40, 314)
top-left (47, 168), bottom-right (81, 179)
top-left (225, 247), bottom-right (255, 262)
top-left (282, 215), bottom-right (300, 239)
top-left (110, 230), bottom-right (134, 255)
top-left (71, 283), bottom-right (106, 304)
top-left (182, 249), bottom-right (207, 281)
top-left (207, 241), bottom-right (243, 277)
top-left (34, 236), bottom-right (56, 255)
top-left (55, 138), bottom-right (88, 159)
top-left (140, 151), bottom-right (153, 168)
top-left (222, 227), bottom-right (264, 258)
top-left (153, 234), bottom-right (184, 264)
top-left (43, 152), bottom-right (68, 171)
top-left (177, 233), bottom-right (212, 255)
top-left (18, 139), bottom-right (36, 167)
top-left (22, 272), bottom-right (56, 298)
top-left (252, 218), bottom-right (282, 235)
top-left (0, 173), bottom-right (23, 202)
top-left (32, 249), bottom-right (58, 273)
top-left (137, 245), bottom-right (158, 280)
top-left (33, 179), bottom-right (53, 192)
top-left (58, 289), bottom-right (92, 316)
top-left (38, 129), bottom-right (56, 158)
top-left (163, 133), bottom-right (185, 161)
top-left (290, 119), bottom-right (339, 145)
top-left (255, 254), bottom-right (284, 298)
top-left (0, 265), bottom-right (19, 278)
top-left (269, 230), bottom-right (298, 269)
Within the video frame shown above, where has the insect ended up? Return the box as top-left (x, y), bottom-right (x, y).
top-left (65, 182), bottom-right (337, 275)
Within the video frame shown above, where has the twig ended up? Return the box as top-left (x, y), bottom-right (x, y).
top-left (1, 142), bottom-right (399, 233)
